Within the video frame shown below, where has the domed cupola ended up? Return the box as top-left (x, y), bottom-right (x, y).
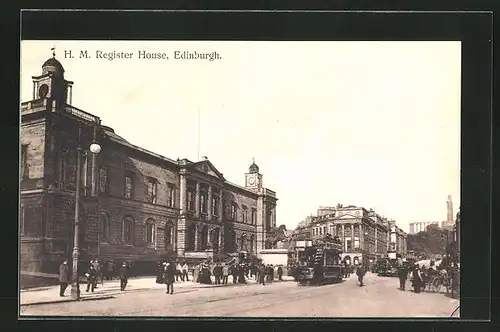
top-left (41, 47), bottom-right (65, 76)
top-left (249, 158), bottom-right (259, 174)
top-left (42, 57), bottom-right (65, 76)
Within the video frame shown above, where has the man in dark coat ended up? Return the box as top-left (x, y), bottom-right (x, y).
top-left (398, 264), bottom-right (408, 290)
top-left (356, 264), bottom-right (366, 287)
top-left (412, 265), bottom-right (423, 293)
top-left (164, 262), bottom-right (175, 294)
top-left (106, 260), bottom-right (115, 280)
top-left (59, 259), bottom-right (70, 297)
top-left (231, 264), bottom-right (238, 284)
top-left (213, 263), bottom-right (223, 285)
top-left (277, 265), bottom-right (283, 281)
top-left (222, 263), bottom-right (230, 285)
top-left (85, 265), bottom-right (97, 293)
top-left (259, 264), bottom-right (266, 286)
top-left (119, 262), bottom-right (129, 291)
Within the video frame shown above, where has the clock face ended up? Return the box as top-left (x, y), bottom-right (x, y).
top-left (248, 177), bottom-right (255, 185)
top-left (38, 84), bottom-right (49, 99)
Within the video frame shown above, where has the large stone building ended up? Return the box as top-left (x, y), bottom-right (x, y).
top-left (20, 55), bottom-right (278, 273)
top-left (295, 204), bottom-right (407, 265)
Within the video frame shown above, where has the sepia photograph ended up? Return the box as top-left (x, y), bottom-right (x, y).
top-left (19, 40), bottom-right (461, 318)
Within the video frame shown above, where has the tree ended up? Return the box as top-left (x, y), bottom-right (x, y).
top-left (407, 224), bottom-right (452, 258)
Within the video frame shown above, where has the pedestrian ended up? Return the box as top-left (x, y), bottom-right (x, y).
top-left (156, 262), bottom-right (164, 284)
top-left (182, 262), bottom-right (189, 281)
top-left (259, 264), bottom-right (266, 286)
top-left (58, 259), bottom-right (70, 297)
top-left (176, 262), bottom-right (183, 282)
top-left (164, 262), bottom-right (175, 294)
top-left (119, 262), bottom-right (129, 291)
top-left (412, 264), bottom-right (423, 293)
top-left (231, 264), bottom-right (238, 284)
top-left (106, 260), bottom-right (114, 280)
top-left (238, 263), bottom-right (247, 284)
top-left (267, 265), bottom-right (274, 282)
top-left (398, 264), bottom-right (408, 291)
top-left (222, 263), bottom-right (230, 285)
top-left (277, 265), bottom-right (283, 281)
top-left (356, 264), bottom-right (366, 287)
top-left (85, 265), bottom-right (97, 293)
top-left (91, 259), bottom-right (101, 288)
top-left (213, 263), bottom-right (222, 285)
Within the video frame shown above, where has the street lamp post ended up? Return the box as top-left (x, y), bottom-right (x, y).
top-left (441, 231), bottom-right (449, 262)
top-left (70, 128), bottom-right (101, 301)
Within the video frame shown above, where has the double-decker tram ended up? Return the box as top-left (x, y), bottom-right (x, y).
top-left (294, 235), bottom-right (345, 286)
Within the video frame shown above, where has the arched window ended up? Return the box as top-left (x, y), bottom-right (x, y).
top-left (123, 216), bottom-right (134, 244)
top-left (99, 212), bottom-right (110, 243)
top-left (145, 218), bottom-right (155, 245)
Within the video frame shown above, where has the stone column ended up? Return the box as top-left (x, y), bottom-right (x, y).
top-left (180, 174), bottom-right (187, 215)
top-left (208, 185), bottom-right (213, 221)
top-left (342, 224), bottom-right (345, 251)
top-left (195, 182), bottom-right (200, 219)
top-left (219, 188), bottom-right (224, 221)
top-left (351, 224), bottom-right (354, 251)
top-left (207, 228), bottom-right (211, 247)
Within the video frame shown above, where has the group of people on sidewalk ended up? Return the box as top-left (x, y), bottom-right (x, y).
top-left (58, 258), bottom-right (131, 297)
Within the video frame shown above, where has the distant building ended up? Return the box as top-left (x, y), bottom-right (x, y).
top-left (295, 204), bottom-right (407, 265)
top-left (408, 221), bottom-right (440, 234)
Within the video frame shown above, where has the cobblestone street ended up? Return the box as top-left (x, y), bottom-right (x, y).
top-left (20, 273), bottom-right (460, 317)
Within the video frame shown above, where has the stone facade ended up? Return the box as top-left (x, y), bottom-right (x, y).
top-left (295, 204), bottom-right (407, 265)
top-left (20, 56), bottom-right (278, 273)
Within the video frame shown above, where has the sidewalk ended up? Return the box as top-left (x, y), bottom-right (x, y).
top-left (20, 275), bottom-right (294, 306)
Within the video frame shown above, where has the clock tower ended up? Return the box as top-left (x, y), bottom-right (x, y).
top-left (245, 158), bottom-right (263, 191)
top-left (31, 48), bottom-right (74, 111)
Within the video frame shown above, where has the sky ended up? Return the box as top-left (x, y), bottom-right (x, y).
top-left (20, 41), bottom-right (461, 233)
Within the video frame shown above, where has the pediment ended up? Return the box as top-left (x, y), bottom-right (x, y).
top-left (188, 160), bottom-right (225, 181)
top-left (337, 212), bottom-right (359, 219)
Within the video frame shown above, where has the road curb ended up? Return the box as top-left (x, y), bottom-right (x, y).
top-left (21, 295), bottom-right (115, 307)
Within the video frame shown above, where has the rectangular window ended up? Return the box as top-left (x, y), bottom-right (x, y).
top-left (167, 183), bottom-right (175, 207)
top-left (231, 204), bottom-right (237, 220)
top-left (251, 209), bottom-right (256, 224)
top-left (242, 206), bottom-right (247, 222)
top-left (124, 219), bottom-right (134, 244)
top-left (212, 197), bottom-right (218, 216)
top-left (125, 176), bottom-right (133, 199)
top-left (146, 178), bottom-right (157, 204)
top-left (346, 239), bottom-right (352, 251)
top-left (187, 190), bottom-right (195, 211)
top-left (99, 168), bottom-right (108, 193)
top-left (20, 144), bottom-right (28, 180)
top-left (201, 192), bottom-right (207, 213)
